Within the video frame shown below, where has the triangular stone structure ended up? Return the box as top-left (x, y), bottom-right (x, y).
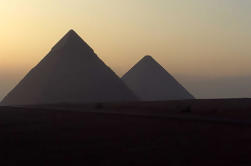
top-left (1, 30), bottom-right (138, 105)
top-left (122, 56), bottom-right (194, 101)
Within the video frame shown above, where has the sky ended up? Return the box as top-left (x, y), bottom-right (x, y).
top-left (1, 0), bottom-right (251, 100)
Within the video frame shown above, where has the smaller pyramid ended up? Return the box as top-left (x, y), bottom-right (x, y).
top-left (122, 56), bottom-right (194, 101)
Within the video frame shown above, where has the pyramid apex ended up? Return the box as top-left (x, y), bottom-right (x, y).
top-left (67, 29), bottom-right (77, 35)
top-left (51, 29), bottom-right (93, 53)
top-left (144, 55), bottom-right (152, 58)
top-left (142, 55), bottom-right (155, 61)
top-left (140, 55), bottom-right (158, 64)
top-left (143, 55), bottom-right (153, 59)
top-left (69, 29), bottom-right (75, 32)
top-left (64, 29), bottom-right (79, 38)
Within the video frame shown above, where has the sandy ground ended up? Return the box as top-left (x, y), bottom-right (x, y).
top-left (0, 98), bottom-right (251, 166)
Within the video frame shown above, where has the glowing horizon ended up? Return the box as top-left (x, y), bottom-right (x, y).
top-left (1, 0), bottom-right (251, 99)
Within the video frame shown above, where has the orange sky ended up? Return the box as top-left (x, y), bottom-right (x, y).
top-left (1, 0), bottom-right (251, 99)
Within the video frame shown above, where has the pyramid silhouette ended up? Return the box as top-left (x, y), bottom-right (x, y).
top-left (122, 56), bottom-right (194, 101)
top-left (1, 30), bottom-right (138, 105)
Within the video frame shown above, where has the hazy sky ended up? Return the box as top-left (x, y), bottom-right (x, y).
top-left (1, 0), bottom-right (251, 100)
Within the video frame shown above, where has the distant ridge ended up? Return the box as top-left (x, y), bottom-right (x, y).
top-left (122, 55), bottom-right (194, 101)
top-left (1, 30), bottom-right (138, 105)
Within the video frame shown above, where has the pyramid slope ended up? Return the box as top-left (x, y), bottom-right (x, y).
top-left (122, 56), bottom-right (194, 101)
top-left (1, 30), bottom-right (138, 105)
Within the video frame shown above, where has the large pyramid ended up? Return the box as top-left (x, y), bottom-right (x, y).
top-left (122, 56), bottom-right (194, 101)
top-left (1, 30), bottom-right (138, 105)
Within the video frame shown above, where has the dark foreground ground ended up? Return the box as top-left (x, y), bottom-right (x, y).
top-left (1, 98), bottom-right (251, 166)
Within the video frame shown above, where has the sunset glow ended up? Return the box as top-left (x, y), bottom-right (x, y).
top-left (1, 0), bottom-right (251, 99)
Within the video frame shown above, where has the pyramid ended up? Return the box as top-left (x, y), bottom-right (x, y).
top-left (122, 56), bottom-right (194, 101)
top-left (1, 30), bottom-right (138, 105)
